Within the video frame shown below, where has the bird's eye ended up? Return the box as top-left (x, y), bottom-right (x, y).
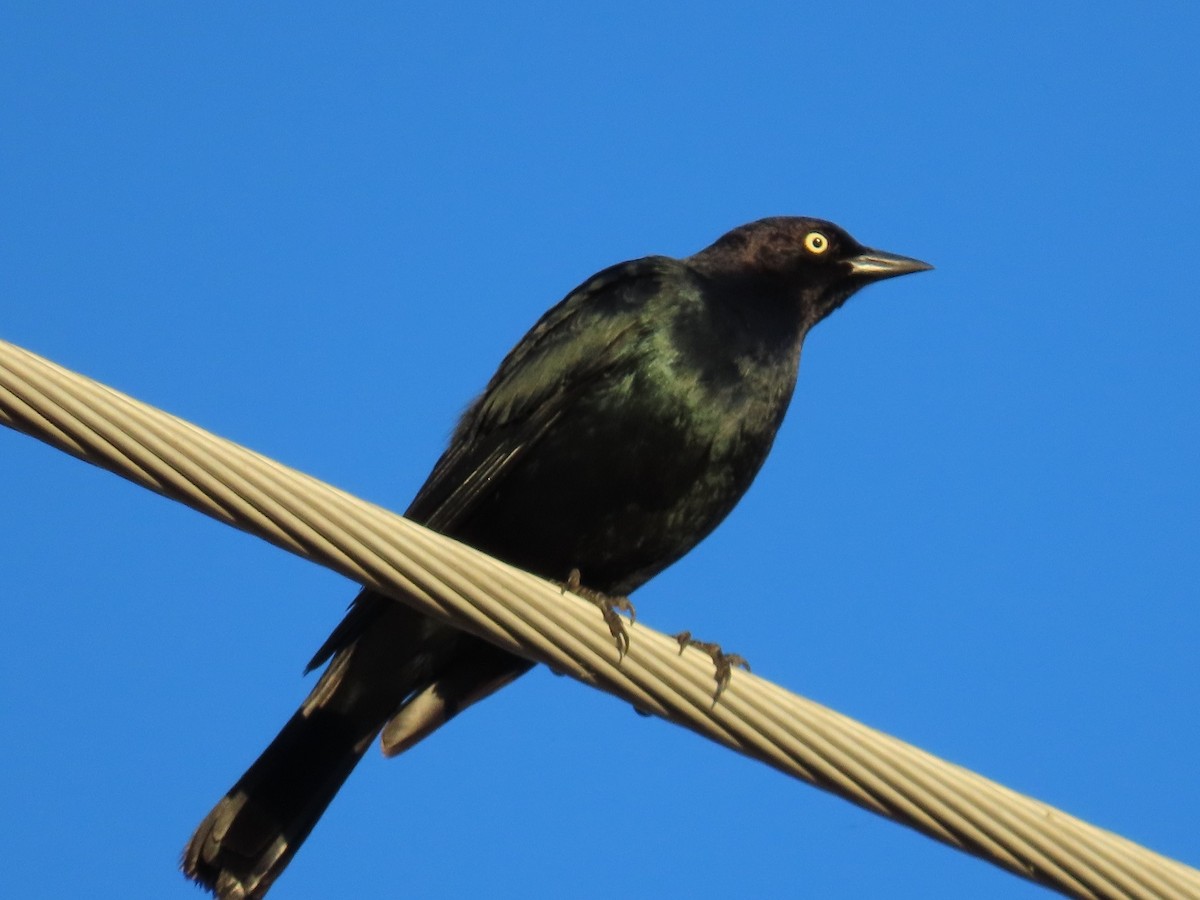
top-left (804, 231), bottom-right (829, 255)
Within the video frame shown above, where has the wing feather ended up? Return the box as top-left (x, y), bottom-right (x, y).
top-left (305, 256), bottom-right (676, 673)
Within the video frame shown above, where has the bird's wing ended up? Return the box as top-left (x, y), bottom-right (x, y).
top-left (304, 256), bottom-right (675, 673)
top-left (404, 256), bottom-right (672, 531)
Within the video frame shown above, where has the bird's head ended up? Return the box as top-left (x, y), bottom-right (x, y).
top-left (687, 216), bottom-right (932, 328)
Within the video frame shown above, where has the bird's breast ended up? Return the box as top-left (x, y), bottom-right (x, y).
top-left (453, 342), bottom-right (797, 595)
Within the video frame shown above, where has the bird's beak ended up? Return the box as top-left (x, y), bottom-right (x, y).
top-left (846, 249), bottom-right (934, 280)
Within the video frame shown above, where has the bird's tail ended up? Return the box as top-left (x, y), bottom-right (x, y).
top-left (181, 631), bottom-right (405, 899)
top-left (182, 697), bottom-right (379, 898)
top-left (182, 591), bottom-right (532, 899)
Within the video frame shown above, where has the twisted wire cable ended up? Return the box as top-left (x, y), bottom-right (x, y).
top-left (1, 337), bottom-right (1195, 899)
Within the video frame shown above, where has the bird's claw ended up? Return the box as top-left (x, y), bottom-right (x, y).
top-left (673, 631), bottom-right (750, 703)
top-left (561, 568), bottom-right (636, 660)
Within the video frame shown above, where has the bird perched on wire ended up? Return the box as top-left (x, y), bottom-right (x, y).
top-left (183, 216), bottom-right (932, 898)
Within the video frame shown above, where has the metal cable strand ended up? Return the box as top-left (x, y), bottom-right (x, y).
top-left (0, 337), bottom-right (1195, 900)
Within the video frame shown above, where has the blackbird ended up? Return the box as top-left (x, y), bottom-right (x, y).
top-left (183, 216), bottom-right (931, 898)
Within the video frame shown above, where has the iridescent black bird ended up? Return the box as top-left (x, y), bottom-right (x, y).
top-left (183, 217), bottom-right (931, 898)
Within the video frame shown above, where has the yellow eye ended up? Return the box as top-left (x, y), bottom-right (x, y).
top-left (804, 231), bottom-right (829, 254)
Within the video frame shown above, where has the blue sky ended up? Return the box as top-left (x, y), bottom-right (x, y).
top-left (2, 4), bottom-right (1197, 898)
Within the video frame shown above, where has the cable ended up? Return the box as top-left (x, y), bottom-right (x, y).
top-left (1, 337), bottom-right (1195, 899)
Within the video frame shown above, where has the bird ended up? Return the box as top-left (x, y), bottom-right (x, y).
top-left (182, 216), bottom-right (931, 898)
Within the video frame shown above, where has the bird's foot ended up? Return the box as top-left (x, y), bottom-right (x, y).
top-left (560, 568), bottom-right (636, 660)
top-left (673, 631), bottom-right (750, 703)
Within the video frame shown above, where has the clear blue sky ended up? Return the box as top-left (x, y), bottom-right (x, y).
top-left (3, 4), bottom-right (1197, 898)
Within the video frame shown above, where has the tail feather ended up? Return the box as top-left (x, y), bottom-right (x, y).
top-left (182, 594), bottom-right (425, 898)
top-left (181, 591), bottom-right (534, 898)
top-left (182, 703), bottom-right (377, 899)
top-left (380, 640), bottom-right (533, 757)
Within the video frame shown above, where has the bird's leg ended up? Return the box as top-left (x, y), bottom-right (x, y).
top-left (673, 631), bottom-right (751, 703)
top-left (560, 567), bottom-right (636, 660)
